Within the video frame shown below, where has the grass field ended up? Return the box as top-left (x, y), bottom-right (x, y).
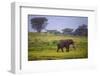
top-left (28, 32), bottom-right (88, 61)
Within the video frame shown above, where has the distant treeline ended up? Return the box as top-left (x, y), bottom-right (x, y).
top-left (46, 24), bottom-right (88, 36)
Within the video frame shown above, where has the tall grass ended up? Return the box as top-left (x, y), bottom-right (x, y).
top-left (28, 32), bottom-right (88, 61)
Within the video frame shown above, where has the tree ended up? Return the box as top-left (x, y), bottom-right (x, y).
top-left (46, 30), bottom-right (61, 35)
top-left (74, 24), bottom-right (88, 36)
top-left (62, 28), bottom-right (73, 35)
top-left (31, 17), bottom-right (48, 33)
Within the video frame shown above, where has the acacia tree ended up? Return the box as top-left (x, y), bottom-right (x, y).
top-left (74, 24), bottom-right (88, 36)
top-left (31, 17), bottom-right (48, 33)
top-left (62, 28), bottom-right (73, 35)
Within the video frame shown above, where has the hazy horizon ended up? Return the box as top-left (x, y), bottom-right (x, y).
top-left (28, 15), bottom-right (88, 32)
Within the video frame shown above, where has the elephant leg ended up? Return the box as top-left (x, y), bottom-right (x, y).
top-left (57, 47), bottom-right (60, 52)
top-left (67, 47), bottom-right (69, 52)
top-left (66, 47), bottom-right (69, 52)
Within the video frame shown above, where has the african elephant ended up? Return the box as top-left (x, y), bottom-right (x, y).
top-left (57, 39), bottom-right (75, 52)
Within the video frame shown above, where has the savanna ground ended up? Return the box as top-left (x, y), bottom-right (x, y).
top-left (28, 32), bottom-right (88, 61)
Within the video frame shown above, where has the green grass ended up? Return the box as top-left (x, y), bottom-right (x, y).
top-left (28, 32), bottom-right (88, 61)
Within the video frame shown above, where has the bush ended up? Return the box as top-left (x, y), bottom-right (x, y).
top-left (52, 40), bottom-right (58, 45)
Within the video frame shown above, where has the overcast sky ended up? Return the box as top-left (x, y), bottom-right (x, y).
top-left (28, 15), bottom-right (88, 32)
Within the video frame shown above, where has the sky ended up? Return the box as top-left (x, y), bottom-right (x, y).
top-left (28, 15), bottom-right (88, 32)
